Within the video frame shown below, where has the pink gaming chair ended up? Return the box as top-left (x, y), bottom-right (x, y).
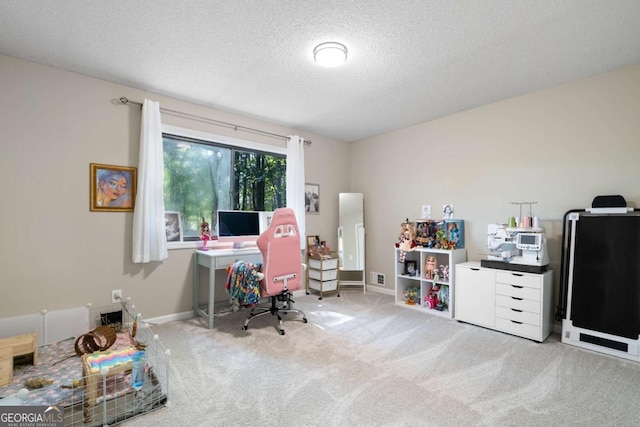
top-left (242, 207), bottom-right (308, 335)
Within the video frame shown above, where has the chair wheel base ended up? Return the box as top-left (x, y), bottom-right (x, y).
top-left (242, 293), bottom-right (308, 335)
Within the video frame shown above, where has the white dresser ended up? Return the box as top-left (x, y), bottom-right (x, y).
top-left (455, 261), bottom-right (553, 342)
top-left (307, 252), bottom-right (339, 299)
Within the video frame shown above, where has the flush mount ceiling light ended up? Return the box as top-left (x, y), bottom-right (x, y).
top-left (313, 42), bottom-right (348, 67)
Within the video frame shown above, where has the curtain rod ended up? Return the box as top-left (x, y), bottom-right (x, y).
top-left (117, 97), bottom-right (311, 145)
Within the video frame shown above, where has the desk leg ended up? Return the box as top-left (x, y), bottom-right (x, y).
top-left (193, 253), bottom-right (216, 329)
top-left (208, 266), bottom-right (216, 329)
top-left (193, 253), bottom-right (199, 317)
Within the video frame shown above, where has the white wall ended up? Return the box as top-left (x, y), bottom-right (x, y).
top-left (2, 52), bottom-right (639, 321)
top-left (0, 54), bottom-right (349, 319)
top-left (349, 64), bottom-right (640, 300)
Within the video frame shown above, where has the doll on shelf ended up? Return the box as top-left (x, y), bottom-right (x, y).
top-left (200, 218), bottom-right (212, 250)
top-left (424, 255), bottom-right (437, 279)
top-left (395, 218), bottom-right (417, 263)
top-left (439, 264), bottom-right (450, 282)
top-left (425, 291), bottom-right (439, 309)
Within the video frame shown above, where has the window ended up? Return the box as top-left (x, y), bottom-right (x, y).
top-left (162, 125), bottom-right (286, 246)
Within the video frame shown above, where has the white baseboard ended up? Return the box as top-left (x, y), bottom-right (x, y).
top-left (339, 281), bottom-right (365, 287)
top-left (364, 284), bottom-right (394, 296)
top-left (145, 310), bottom-right (194, 325)
top-left (145, 286), bottom-right (394, 325)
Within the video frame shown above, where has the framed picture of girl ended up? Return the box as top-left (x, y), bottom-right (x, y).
top-left (90, 163), bottom-right (137, 212)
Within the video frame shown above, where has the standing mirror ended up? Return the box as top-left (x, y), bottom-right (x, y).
top-left (338, 193), bottom-right (365, 290)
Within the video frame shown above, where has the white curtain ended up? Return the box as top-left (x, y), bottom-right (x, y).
top-left (132, 99), bottom-right (168, 263)
top-left (286, 135), bottom-right (306, 249)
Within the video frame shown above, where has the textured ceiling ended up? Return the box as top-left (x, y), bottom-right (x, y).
top-left (1, 1), bottom-right (640, 142)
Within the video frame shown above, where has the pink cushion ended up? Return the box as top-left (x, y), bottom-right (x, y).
top-left (257, 208), bottom-right (302, 296)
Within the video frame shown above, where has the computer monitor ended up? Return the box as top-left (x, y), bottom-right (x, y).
top-left (216, 210), bottom-right (261, 247)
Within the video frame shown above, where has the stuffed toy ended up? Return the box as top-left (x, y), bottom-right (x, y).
top-left (395, 218), bottom-right (417, 262)
top-left (439, 264), bottom-right (450, 282)
top-left (425, 291), bottom-right (439, 309)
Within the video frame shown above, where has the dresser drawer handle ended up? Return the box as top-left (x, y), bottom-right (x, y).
top-left (470, 268), bottom-right (480, 271)
top-left (511, 308), bottom-right (523, 312)
top-left (511, 285), bottom-right (523, 289)
top-left (511, 297), bottom-right (523, 301)
top-left (510, 320), bottom-right (523, 324)
top-left (511, 273), bottom-right (524, 277)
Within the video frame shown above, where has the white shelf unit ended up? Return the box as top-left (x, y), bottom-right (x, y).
top-left (394, 247), bottom-right (467, 318)
top-left (455, 261), bottom-right (554, 342)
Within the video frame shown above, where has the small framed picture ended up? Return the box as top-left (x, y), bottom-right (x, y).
top-left (404, 260), bottom-right (417, 276)
top-left (307, 235), bottom-right (320, 252)
top-left (90, 163), bottom-right (136, 212)
top-left (305, 183), bottom-right (320, 214)
top-left (443, 204), bottom-right (454, 219)
top-left (164, 211), bottom-right (183, 242)
top-left (421, 204), bottom-right (431, 219)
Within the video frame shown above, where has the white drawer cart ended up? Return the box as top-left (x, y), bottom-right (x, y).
top-left (394, 247), bottom-right (467, 318)
top-left (455, 261), bottom-right (554, 342)
top-left (307, 252), bottom-right (340, 299)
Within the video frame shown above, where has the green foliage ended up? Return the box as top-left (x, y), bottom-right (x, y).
top-left (234, 150), bottom-right (286, 211)
top-left (163, 136), bottom-right (286, 239)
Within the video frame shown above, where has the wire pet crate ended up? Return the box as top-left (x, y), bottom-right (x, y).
top-left (1, 297), bottom-right (170, 426)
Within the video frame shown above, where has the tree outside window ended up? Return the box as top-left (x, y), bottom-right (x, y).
top-left (163, 134), bottom-right (286, 242)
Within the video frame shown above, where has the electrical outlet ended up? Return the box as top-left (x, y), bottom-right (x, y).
top-left (112, 289), bottom-right (122, 303)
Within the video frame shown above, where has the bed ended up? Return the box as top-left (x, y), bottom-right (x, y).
top-left (0, 298), bottom-right (169, 426)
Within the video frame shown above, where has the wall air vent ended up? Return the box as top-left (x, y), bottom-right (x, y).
top-left (370, 272), bottom-right (385, 285)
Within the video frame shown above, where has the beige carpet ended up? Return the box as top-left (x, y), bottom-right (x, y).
top-left (123, 290), bottom-right (640, 426)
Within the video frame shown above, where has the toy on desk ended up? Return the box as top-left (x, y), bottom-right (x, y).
top-left (200, 218), bottom-right (211, 250)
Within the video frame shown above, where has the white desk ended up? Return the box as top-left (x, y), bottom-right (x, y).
top-left (193, 248), bottom-right (262, 329)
